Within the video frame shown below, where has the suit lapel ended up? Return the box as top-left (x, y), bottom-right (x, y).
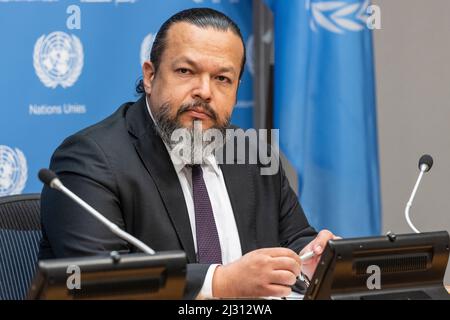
top-left (126, 97), bottom-right (197, 263)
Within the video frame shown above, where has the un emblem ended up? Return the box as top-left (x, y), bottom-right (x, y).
top-left (33, 31), bottom-right (84, 89)
top-left (0, 145), bottom-right (28, 196)
top-left (308, 0), bottom-right (370, 34)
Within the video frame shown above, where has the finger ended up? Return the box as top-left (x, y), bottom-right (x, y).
top-left (311, 230), bottom-right (334, 255)
top-left (269, 270), bottom-right (298, 287)
top-left (271, 256), bottom-right (301, 276)
top-left (265, 284), bottom-right (293, 297)
top-left (261, 248), bottom-right (301, 265)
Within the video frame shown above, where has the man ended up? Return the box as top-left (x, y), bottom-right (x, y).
top-left (39, 8), bottom-right (338, 299)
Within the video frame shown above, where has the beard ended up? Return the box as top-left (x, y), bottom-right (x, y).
top-left (153, 99), bottom-right (231, 164)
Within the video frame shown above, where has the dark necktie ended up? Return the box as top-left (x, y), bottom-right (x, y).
top-left (191, 165), bottom-right (222, 264)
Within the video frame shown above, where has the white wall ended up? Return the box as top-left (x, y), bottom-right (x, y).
top-left (374, 0), bottom-right (450, 284)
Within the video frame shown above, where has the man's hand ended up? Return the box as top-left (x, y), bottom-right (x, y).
top-left (299, 229), bottom-right (341, 279)
top-left (212, 248), bottom-right (301, 298)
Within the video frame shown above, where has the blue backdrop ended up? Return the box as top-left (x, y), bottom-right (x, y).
top-left (268, 0), bottom-right (381, 237)
top-left (0, 0), bottom-right (254, 196)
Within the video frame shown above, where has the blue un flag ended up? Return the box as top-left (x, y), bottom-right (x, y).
top-left (267, 0), bottom-right (381, 237)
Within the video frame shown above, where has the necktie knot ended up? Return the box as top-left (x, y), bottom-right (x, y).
top-left (190, 165), bottom-right (205, 183)
top-left (189, 164), bottom-right (201, 172)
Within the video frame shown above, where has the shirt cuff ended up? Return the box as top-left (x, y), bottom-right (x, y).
top-left (198, 264), bottom-right (221, 299)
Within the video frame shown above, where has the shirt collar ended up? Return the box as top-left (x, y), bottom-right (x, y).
top-left (145, 96), bottom-right (220, 176)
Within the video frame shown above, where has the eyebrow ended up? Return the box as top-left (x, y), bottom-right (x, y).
top-left (172, 57), bottom-right (237, 77)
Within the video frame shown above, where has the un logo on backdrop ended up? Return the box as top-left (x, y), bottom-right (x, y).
top-left (0, 145), bottom-right (28, 196)
top-left (308, 0), bottom-right (370, 34)
top-left (33, 31), bottom-right (84, 89)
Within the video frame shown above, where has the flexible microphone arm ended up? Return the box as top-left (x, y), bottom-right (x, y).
top-left (39, 169), bottom-right (155, 255)
top-left (404, 155), bottom-right (434, 234)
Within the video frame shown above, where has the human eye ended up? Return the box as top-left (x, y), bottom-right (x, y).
top-left (175, 68), bottom-right (192, 75)
top-left (216, 75), bottom-right (232, 84)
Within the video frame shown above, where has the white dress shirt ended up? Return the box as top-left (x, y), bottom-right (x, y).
top-left (145, 98), bottom-right (242, 298)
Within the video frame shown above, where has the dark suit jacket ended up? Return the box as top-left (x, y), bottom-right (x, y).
top-left (39, 96), bottom-right (317, 299)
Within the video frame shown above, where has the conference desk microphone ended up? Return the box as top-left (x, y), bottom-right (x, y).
top-left (38, 168), bottom-right (156, 255)
top-left (404, 154), bottom-right (434, 234)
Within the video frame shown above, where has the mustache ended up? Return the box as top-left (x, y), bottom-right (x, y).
top-left (177, 100), bottom-right (218, 122)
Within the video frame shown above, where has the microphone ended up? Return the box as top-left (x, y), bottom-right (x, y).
top-left (418, 154), bottom-right (433, 172)
top-left (38, 168), bottom-right (155, 255)
top-left (404, 155), bottom-right (434, 233)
